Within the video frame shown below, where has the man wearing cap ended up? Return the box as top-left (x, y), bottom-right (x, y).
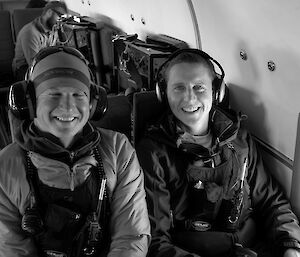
top-left (0, 46), bottom-right (150, 257)
top-left (12, 1), bottom-right (68, 81)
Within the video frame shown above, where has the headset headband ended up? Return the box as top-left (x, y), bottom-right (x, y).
top-left (26, 46), bottom-right (92, 82)
top-left (155, 48), bottom-right (225, 85)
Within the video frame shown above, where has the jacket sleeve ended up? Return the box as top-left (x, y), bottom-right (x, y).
top-left (246, 132), bottom-right (300, 252)
top-left (0, 146), bottom-right (38, 257)
top-left (107, 133), bottom-right (151, 257)
top-left (137, 138), bottom-right (201, 257)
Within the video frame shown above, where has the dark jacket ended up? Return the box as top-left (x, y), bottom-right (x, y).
top-left (137, 107), bottom-right (300, 257)
top-left (0, 121), bottom-right (150, 257)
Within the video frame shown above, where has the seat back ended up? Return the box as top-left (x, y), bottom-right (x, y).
top-left (0, 10), bottom-right (14, 87)
top-left (12, 8), bottom-right (43, 41)
top-left (0, 105), bottom-right (11, 149)
top-left (0, 7), bottom-right (13, 145)
top-left (132, 90), bottom-right (165, 146)
top-left (91, 94), bottom-right (132, 140)
top-left (89, 22), bottom-right (122, 92)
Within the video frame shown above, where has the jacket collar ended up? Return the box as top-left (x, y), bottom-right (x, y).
top-left (210, 106), bottom-right (241, 146)
top-left (15, 121), bottom-right (101, 165)
top-left (147, 106), bottom-right (241, 150)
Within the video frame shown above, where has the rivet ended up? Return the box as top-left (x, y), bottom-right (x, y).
top-left (240, 50), bottom-right (247, 61)
top-left (268, 61), bottom-right (276, 71)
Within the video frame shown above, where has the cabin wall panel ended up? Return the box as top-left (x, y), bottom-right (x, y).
top-left (64, 0), bottom-right (300, 161)
top-left (192, 0), bottom-right (300, 162)
top-left (64, 0), bottom-right (300, 200)
top-left (63, 0), bottom-right (198, 46)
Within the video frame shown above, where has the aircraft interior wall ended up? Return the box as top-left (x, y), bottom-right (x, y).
top-left (192, 0), bottom-right (300, 209)
top-left (63, 0), bottom-right (199, 47)
top-left (1, 0), bottom-right (299, 215)
top-left (63, 0), bottom-right (300, 214)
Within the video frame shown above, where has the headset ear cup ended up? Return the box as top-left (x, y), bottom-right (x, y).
top-left (9, 81), bottom-right (36, 120)
top-left (212, 73), bottom-right (225, 105)
top-left (25, 65), bottom-right (32, 81)
top-left (155, 77), bottom-right (168, 104)
top-left (89, 84), bottom-right (108, 121)
top-left (155, 82), bottom-right (163, 102)
top-left (218, 80), bottom-right (226, 103)
top-left (218, 80), bottom-right (230, 108)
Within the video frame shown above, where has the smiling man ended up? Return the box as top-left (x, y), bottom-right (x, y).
top-left (30, 47), bottom-right (91, 148)
top-left (165, 59), bottom-right (214, 136)
top-left (136, 48), bottom-right (300, 257)
top-left (0, 46), bottom-right (150, 257)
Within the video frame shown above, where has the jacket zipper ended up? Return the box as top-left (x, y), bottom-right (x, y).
top-left (70, 151), bottom-right (75, 191)
top-left (227, 142), bottom-right (239, 165)
top-left (170, 210), bottom-right (174, 228)
top-left (227, 142), bottom-right (248, 191)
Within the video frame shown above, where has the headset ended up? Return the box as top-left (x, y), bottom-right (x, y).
top-left (9, 46), bottom-right (108, 121)
top-left (155, 48), bottom-right (226, 106)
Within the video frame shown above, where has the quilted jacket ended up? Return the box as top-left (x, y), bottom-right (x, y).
top-left (0, 121), bottom-right (150, 257)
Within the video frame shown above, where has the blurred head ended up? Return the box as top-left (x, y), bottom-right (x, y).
top-left (30, 46), bottom-right (91, 147)
top-left (164, 51), bottom-right (216, 135)
top-left (42, 1), bottom-right (67, 29)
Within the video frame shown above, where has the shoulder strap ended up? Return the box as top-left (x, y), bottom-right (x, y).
top-left (93, 146), bottom-right (109, 218)
top-left (21, 151), bottom-right (44, 236)
top-left (25, 151), bottom-right (43, 207)
top-left (79, 146), bottom-right (110, 256)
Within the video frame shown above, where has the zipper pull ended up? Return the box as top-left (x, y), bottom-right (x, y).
top-left (227, 142), bottom-right (235, 151)
top-left (240, 158), bottom-right (248, 186)
top-left (70, 151), bottom-right (75, 163)
top-left (70, 171), bottom-right (75, 191)
top-left (227, 142), bottom-right (238, 159)
top-left (170, 210), bottom-right (174, 228)
top-left (211, 158), bottom-right (215, 168)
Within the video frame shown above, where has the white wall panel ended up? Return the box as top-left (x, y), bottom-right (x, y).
top-left (63, 0), bottom-right (198, 46)
top-left (192, 0), bottom-right (300, 161)
top-left (64, 0), bottom-right (300, 160)
top-left (64, 0), bottom-right (300, 199)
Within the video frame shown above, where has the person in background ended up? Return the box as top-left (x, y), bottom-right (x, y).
top-left (26, 0), bottom-right (47, 8)
top-left (12, 1), bottom-right (67, 81)
top-left (136, 48), bottom-right (300, 257)
top-left (0, 45), bottom-right (150, 257)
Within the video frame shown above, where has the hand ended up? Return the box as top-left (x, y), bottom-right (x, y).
top-left (284, 249), bottom-right (300, 257)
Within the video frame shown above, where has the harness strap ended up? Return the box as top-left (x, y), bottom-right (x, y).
top-left (81, 146), bottom-right (109, 256)
top-left (93, 146), bottom-right (108, 219)
top-left (21, 152), bottom-right (44, 236)
top-left (22, 146), bottom-right (109, 238)
top-left (25, 151), bottom-right (41, 207)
